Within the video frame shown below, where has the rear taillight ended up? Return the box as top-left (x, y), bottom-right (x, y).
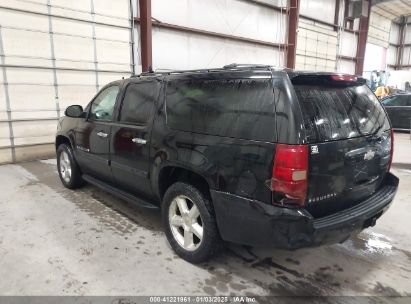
top-left (330, 74), bottom-right (357, 82)
top-left (388, 129), bottom-right (394, 171)
top-left (271, 144), bottom-right (308, 208)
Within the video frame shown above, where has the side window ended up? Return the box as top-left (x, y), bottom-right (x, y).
top-left (166, 78), bottom-right (276, 141)
top-left (119, 82), bottom-right (157, 125)
top-left (89, 86), bottom-right (119, 121)
top-left (383, 96), bottom-right (405, 106)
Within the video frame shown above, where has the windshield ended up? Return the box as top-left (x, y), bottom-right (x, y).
top-left (294, 84), bottom-right (390, 143)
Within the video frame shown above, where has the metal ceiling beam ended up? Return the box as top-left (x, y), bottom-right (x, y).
top-left (355, 0), bottom-right (371, 75)
top-left (134, 18), bottom-right (287, 49)
top-left (286, 0), bottom-right (300, 69)
top-left (239, 0), bottom-right (287, 12)
top-left (139, 0), bottom-right (152, 72)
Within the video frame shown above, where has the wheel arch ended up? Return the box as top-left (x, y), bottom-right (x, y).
top-left (55, 135), bottom-right (72, 150)
top-left (157, 165), bottom-right (213, 202)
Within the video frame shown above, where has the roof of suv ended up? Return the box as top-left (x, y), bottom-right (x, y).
top-left (129, 64), bottom-right (357, 80)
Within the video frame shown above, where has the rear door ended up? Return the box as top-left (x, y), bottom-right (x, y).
top-left (110, 80), bottom-right (160, 199)
top-left (292, 78), bottom-right (392, 217)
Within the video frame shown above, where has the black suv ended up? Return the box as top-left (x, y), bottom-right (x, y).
top-left (56, 64), bottom-right (399, 263)
top-left (382, 93), bottom-right (411, 130)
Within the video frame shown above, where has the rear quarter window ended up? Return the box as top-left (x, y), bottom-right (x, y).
top-left (166, 78), bottom-right (276, 141)
top-left (294, 84), bottom-right (390, 142)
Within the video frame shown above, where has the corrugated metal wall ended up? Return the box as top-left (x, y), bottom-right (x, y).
top-left (296, 0), bottom-right (358, 74)
top-left (368, 10), bottom-right (391, 48)
top-left (399, 19), bottom-right (411, 67)
top-left (0, 0), bottom-right (134, 164)
top-left (150, 0), bottom-right (287, 69)
top-left (0, 0), bottom-right (381, 164)
top-left (296, 18), bottom-right (338, 72)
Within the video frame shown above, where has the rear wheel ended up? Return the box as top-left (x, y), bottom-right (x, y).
top-left (57, 143), bottom-right (84, 189)
top-left (162, 182), bottom-right (221, 263)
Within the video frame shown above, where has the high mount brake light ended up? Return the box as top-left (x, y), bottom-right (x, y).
top-left (271, 144), bottom-right (308, 208)
top-left (330, 74), bottom-right (357, 82)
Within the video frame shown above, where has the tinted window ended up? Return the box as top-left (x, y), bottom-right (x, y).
top-left (89, 86), bottom-right (119, 121)
top-left (166, 78), bottom-right (276, 141)
top-left (383, 95), bottom-right (409, 106)
top-left (294, 84), bottom-right (390, 142)
top-left (119, 82), bottom-right (156, 125)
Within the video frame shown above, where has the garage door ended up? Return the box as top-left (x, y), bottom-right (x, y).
top-left (0, 0), bottom-right (134, 164)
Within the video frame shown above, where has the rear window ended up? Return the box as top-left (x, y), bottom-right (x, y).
top-left (166, 78), bottom-right (276, 141)
top-left (294, 84), bottom-right (390, 143)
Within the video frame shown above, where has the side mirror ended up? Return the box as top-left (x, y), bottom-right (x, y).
top-left (65, 105), bottom-right (85, 118)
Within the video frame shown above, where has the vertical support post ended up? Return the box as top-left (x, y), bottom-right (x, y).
top-left (139, 0), bottom-right (152, 72)
top-left (334, 0), bottom-right (340, 29)
top-left (355, 0), bottom-right (371, 76)
top-left (47, 0), bottom-right (60, 118)
top-left (0, 25), bottom-right (15, 162)
top-left (90, 0), bottom-right (99, 93)
top-left (129, 0), bottom-right (136, 75)
top-left (344, 0), bottom-right (353, 30)
top-left (286, 0), bottom-right (300, 69)
top-left (396, 17), bottom-right (405, 70)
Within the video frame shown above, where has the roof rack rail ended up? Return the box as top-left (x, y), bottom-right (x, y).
top-left (130, 64), bottom-right (278, 78)
top-left (223, 63), bottom-right (272, 69)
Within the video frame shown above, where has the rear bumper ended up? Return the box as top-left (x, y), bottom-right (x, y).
top-left (211, 173), bottom-right (399, 249)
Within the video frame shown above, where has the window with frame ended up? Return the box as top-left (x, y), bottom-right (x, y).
top-left (119, 82), bottom-right (157, 125)
top-left (165, 78), bottom-right (276, 141)
top-left (382, 95), bottom-right (410, 106)
top-left (89, 85), bottom-right (119, 121)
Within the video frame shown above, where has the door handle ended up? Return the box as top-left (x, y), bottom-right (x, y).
top-left (132, 138), bottom-right (147, 145)
top-left (96, 131), bottom-right (108, 138)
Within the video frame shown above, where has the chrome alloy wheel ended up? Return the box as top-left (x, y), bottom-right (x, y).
top-left (168, 195), bottom-right (204, 251)
top-left (59, 150), bottom-right (72, 183)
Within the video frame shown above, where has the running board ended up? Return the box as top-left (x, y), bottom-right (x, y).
top-left (82, 174), bottom-right (159, 209)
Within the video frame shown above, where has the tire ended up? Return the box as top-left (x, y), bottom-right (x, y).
top-left (56, 143), bottom-right (84, 189)
top-left (162, 182), bottom-right (222, 263)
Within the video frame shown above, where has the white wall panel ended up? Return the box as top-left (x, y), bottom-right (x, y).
top-left (336, 60), bottom-right (356, 75)
top-left (153, 28), bottom-right (284, 70)
top-left (403, 25), bottom-right (411, 44)
top-left (58, 86), bottom-right (96, 111)
top-left (2, 29), bottom-right (51, 59)
top-left (400, 46), bottom-right (411, 66)
top-left (0, 1), bottom-right (133, 164)
top-left (387, 45), bottom-right (398, 66)
top-left (339, 31), bottom-right (358, 58)
top-left (389, 22), bottom-right (400, 45)
top-left (300, 0), bottom-right (336, 25)
top-left (0, 9), bottom-right (48, 31)
top-left (296, 18), bottom-right (338, 72)
top-left (368, 11), bottom-right (391, 48)
top-left (364, 43), bottom-right (386, 71)
top-left (152, 0), bottom-right (287, 44)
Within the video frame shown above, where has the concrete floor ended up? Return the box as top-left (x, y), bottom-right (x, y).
top-left (0, 134), bottom-right (410, 297)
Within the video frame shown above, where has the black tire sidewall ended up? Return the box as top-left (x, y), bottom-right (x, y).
top-left (57, 143), bottom-right (82, 189)
top-left (162, 182), bottom-right (221, 263)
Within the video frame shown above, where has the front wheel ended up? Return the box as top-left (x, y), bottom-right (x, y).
top-left (57, 143), bottom-right (84, 189)
top-left (162, 182), bottom-right (222, 263)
